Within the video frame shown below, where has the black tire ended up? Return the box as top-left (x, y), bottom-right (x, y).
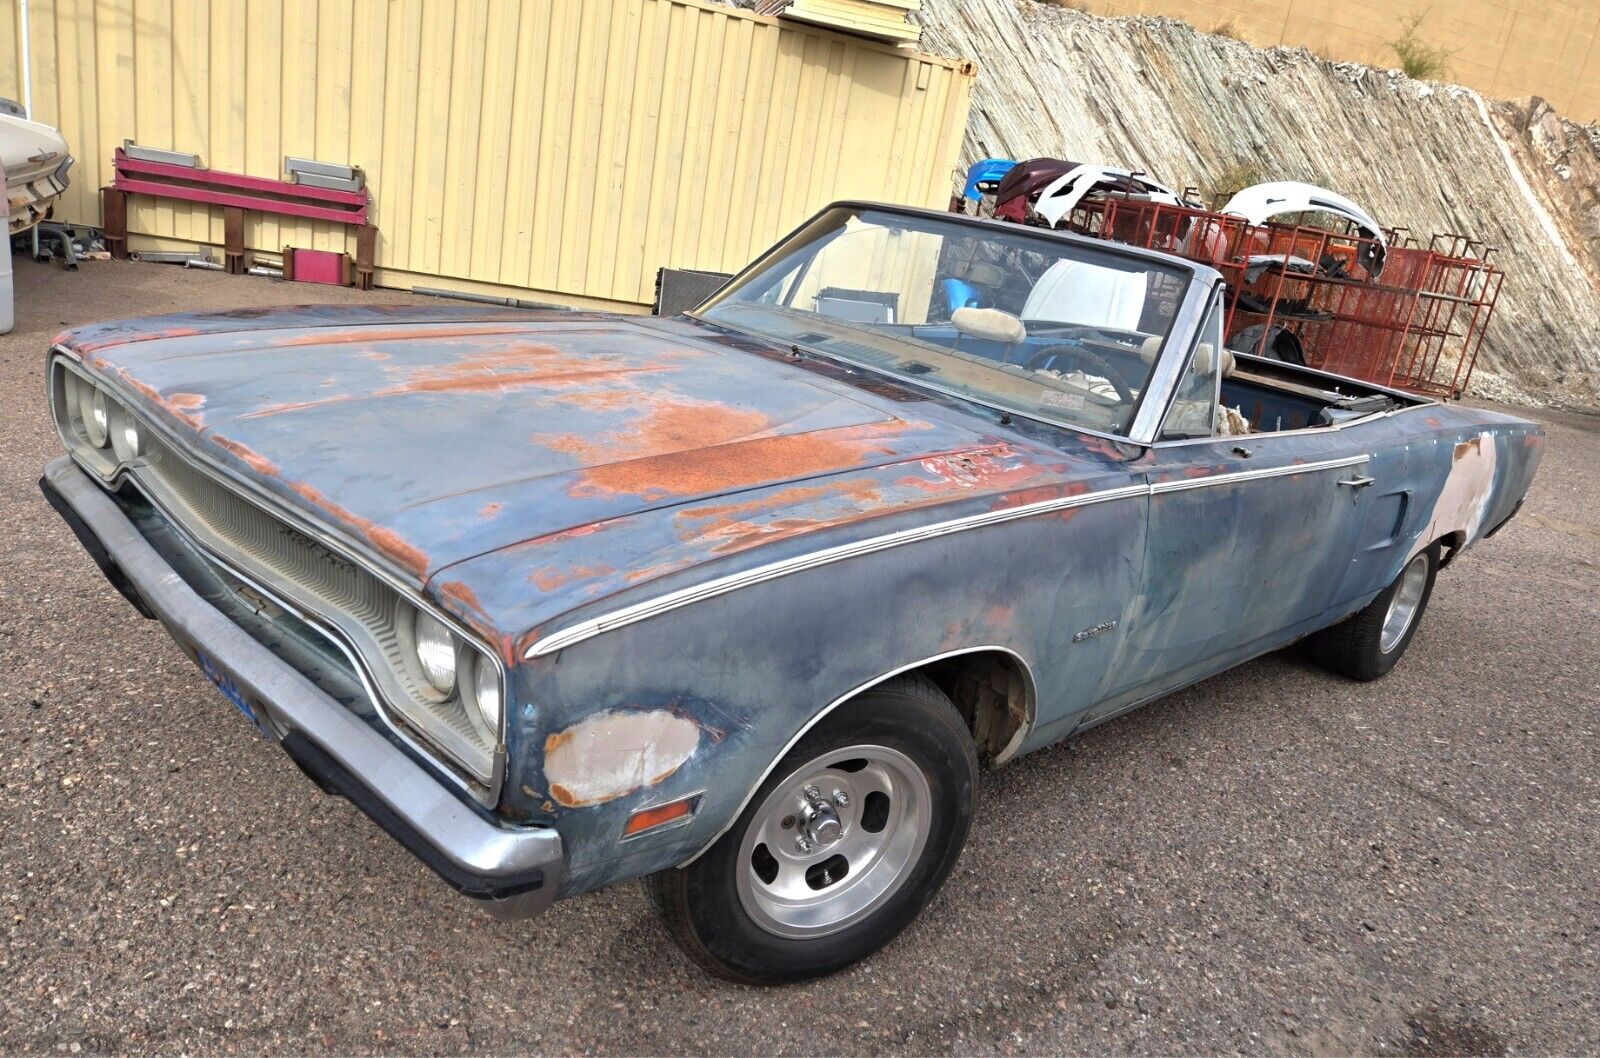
top-left (645, 673), bottom-right (977, 984)
top-left (1304, 544), bottom-right (1439, 681)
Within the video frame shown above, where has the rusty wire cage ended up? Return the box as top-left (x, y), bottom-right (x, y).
top-left (1091, 199), bottom-right (1503, 399)
top-left (1392, 236), bottom-right (1504, 397)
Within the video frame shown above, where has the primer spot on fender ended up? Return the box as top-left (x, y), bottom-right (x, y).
top-left (1420, 432), bottom-right (1498, 553)
top-left (543, 709), bottom-right (701, 807)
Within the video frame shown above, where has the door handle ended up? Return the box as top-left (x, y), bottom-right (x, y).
top-left (1337, 475), bottom-right (1376, 489)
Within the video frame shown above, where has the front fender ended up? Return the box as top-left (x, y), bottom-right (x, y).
top-left (496, 489), bottom-right (1141, 897)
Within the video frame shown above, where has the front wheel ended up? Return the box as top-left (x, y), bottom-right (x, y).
top-left (645, 674), bottom-right (977, 984)
top-left (1305, 544), bottom-right (1439, 680)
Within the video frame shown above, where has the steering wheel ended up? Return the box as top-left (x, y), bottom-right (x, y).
top-left (1023, 344), bottom-right (1136, 404)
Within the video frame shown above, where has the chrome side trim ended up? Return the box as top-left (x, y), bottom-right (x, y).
top-left (678, 645), bottom-right (1038, 867)
top-left (526, 454), bottom-right (1371, 658)
top-left (1148, 454), bottom-right (1369, 495)
top-left (524, 482), bottom-right (1150, 658)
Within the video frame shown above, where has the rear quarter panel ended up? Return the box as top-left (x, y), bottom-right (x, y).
top-left (1392, 404), bottom-right (1544, 565)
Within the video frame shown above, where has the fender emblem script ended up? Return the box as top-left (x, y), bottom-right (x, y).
top-left (1073, 619), bottom-right (1119, 643)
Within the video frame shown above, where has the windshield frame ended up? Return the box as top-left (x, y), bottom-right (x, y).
top-left (688, 202), bottom-right (1221, 447)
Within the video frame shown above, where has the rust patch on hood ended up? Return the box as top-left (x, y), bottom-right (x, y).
top-left (271, 324), bottom-right (541, 346)
top-left (437, 579), bottom-right (490, 624)
top-left (209, 434), bottom-right (282, 478)
top-left (905, 447), bottom-right (1052, 492)
top-left (242, 343), bottom-right (664, 418)
top-left (671, 479), bottom-right (884, 555)
top-left (287, 480), bottom-right (431, 581)
top-left (58, 323), bottom-right (203, 353)
top-left (529, 563), bottom-right (617, 591)
top-left (548, 399), bottom-right (916, 500)
top-left (166, 392), bottom-right (207, 427)
top-left (546, 400), bottom-right (770, 465)
top-left (393, 343), bottom-right (657, 396)
top-left (434, 579), bottom-right (514, 658)
top-left (111, 369), bottom-right (208, 430)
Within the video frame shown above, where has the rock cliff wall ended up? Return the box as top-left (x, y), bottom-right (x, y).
top-left (916, 0), bottom-right (1600, 408)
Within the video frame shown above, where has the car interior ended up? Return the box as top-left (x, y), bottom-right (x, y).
top-left (821, 305), bottom-right (1413, 440)
top-left (706, 209), bottom-right (1418, 442)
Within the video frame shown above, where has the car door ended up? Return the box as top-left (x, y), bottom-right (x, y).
top-left (1104, 304), bottom-right (1376, 714)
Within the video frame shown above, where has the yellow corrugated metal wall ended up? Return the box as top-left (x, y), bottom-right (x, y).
top-left (1, 0), bottom-right (974, 308)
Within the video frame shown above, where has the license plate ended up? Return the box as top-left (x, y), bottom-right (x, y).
top-left (195, 648), bottom-right (260, 729)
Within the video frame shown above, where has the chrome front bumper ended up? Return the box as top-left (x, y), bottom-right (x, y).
top-left (40, 456), bottom-right (564, 921)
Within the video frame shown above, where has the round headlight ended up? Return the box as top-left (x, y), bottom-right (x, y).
top-left (472, 654), bottom-right (502, 735)
top-left (111, 408), bottom-right (142, 462)
top-left (81, 385), bottom-right (110, 448)
top-left (412, 611), bottom-right (459, 694)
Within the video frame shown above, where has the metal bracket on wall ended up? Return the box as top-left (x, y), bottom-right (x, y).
top-left (101, 147), bottom-right (379, 285)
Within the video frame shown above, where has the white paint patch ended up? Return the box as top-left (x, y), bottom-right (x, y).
top-left (543, 708), bottom-right (701, 807)
top-left (1417, 431), bottom-right (1498, 557)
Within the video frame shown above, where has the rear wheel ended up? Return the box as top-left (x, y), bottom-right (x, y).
top-left (1305, 545), bottom-right (1438, 680)
top-left (646, 674), bottom-right (976, 984)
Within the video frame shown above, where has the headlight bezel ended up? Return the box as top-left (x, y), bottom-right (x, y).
top-left (399, 600), bottom-right (507, 745)
top-left (85, 386), bottom-right (111, 448)
top-left (57, 362), bottom-right (143, 471)
top-left (110, 402), bottom-right (143, 462)
top-left (467, 652), bottom-right (504, 741)
top-left (408, 608), bottom-right (461, 698)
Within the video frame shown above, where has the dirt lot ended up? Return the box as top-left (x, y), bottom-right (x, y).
top-left (1, 258), bottom-right (1596, 1056)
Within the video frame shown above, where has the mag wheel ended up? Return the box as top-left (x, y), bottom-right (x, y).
top-left (1306, 544), bottom-right (1439, 681)
top-left (646, 674), bottom-right (976, 984)
top-left (1379, 553), bottom-right (1432, 655)
top-left (734, 743), bottom-right (931, 939)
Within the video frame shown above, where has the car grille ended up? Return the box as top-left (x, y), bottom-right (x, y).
top-left (130, 432), bottom-right (498, 786)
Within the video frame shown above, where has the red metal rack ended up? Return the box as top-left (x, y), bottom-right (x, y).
top-left (1090, 198), bottom-right (1503, 398)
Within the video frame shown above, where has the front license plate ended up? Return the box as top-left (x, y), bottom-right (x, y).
top-left (195, 649), bottom-right (260, 730)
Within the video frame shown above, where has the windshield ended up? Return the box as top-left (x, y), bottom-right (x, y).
top-left (697, 207), bottom-right (1193, 434)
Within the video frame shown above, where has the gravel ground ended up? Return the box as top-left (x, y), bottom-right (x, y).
top-left (1, 258), bottom-right (1596, 1056)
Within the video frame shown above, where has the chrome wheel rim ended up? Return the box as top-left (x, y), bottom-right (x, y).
top-left (1380, 553), bottom-right (1430, 653)
top-left (736, 744), bottom-right (932, 939)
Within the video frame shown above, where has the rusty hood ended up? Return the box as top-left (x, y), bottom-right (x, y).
top-left (60, 305), bottom-right (1126, 638)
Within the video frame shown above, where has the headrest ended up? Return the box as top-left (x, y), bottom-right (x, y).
top-left (1184, 343), bottom-right (1237, 378)
top-left (1137, 337), bottom-right (1236, 376)
top-left (951, 306), bottom-right (1026, 344)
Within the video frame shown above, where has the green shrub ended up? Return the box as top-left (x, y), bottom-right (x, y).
top-left (1389, 10), bottom-right (1457, 81)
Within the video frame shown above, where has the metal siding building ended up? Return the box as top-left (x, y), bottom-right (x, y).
top-left (1, 0), bottom-right (974, 309)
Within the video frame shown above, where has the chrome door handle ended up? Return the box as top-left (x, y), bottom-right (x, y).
top-left (1337, 475), bottom-right (1376, 489)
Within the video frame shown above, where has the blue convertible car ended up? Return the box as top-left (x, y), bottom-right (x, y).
top-left (41, 204), bottom-right (1542, 982)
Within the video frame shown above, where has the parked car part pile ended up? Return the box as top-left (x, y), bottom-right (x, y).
top-left (955, 158), bottom-right (1502, 399)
